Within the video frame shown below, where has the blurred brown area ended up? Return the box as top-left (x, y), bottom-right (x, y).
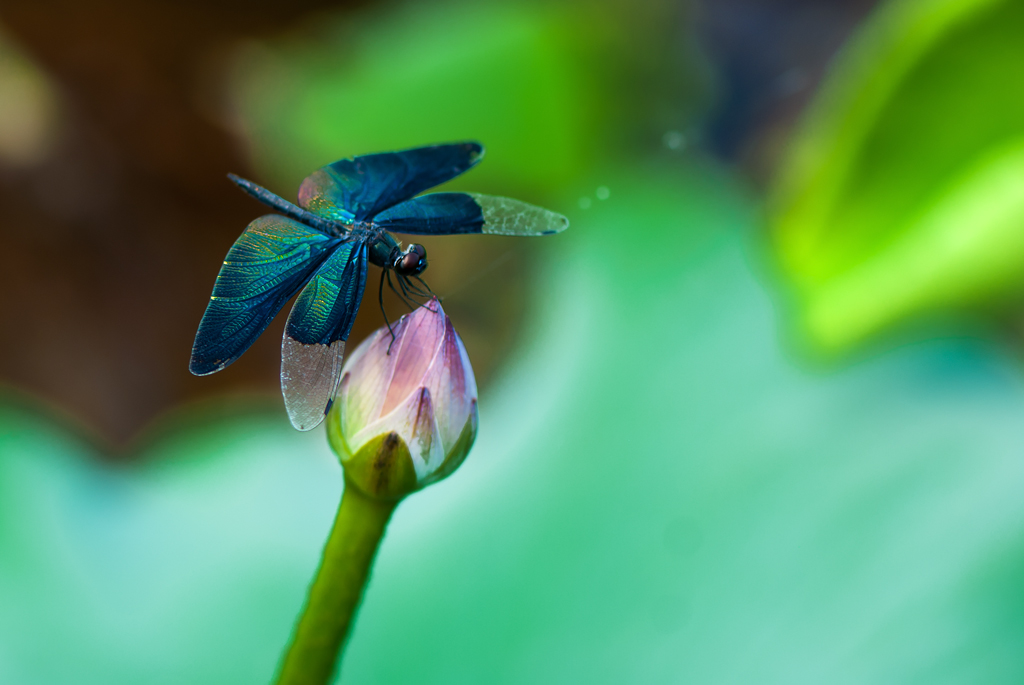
top-left (0, 0), bottom-right (355, 449)
top-left (0, 0), bottom-right (877, 450)
top-left (693, 0), bottom-right (879, 182)
top-left (0, 0), bottom-right (535, 451)
top-left (0, 1), bottom-right (335, 448)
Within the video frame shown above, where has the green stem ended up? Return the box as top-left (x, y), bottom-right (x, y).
top-left (274, 480), bottom-right (398, 685)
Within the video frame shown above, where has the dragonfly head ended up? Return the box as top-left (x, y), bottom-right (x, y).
top-left (392, 244), bottom-right (428, 276)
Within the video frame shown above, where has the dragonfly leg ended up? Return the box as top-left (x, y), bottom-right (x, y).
top-left (378, 267), bottom-right (396, 353)
top-left (402, 276), bottom-right (430, 298)
top-left (412, 276), bottom-right (440, 305)
top-left (401, 277), bottom-right (439, 313)
top-left (395, 273), bottom-right (420, 307)
top-left (386, 269), bottom-right (420, 313)
top-left (398, 275), bottom-right (438, 313)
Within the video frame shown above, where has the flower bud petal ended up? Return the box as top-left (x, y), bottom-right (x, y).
top-left (380, 306), bottom-right (446, 416)
top-left (417, 316), bottom-right (477, 450)
top-left (328, 299), bottom-right (479, 499)
top-left (349, 386), bottom-right (445, 481)
top-left (339, 328), bottom-right (394, 440)
top-left (421, 400), bottom-right (478, 487)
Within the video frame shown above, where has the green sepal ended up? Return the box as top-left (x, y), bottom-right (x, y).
top-left (341, 431), bottom-right (418, 502)
top-left (327, 403), bottom-right (417, 501)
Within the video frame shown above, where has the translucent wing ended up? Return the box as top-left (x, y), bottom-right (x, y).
top-left (373, 192), bottom-right (569, 236)
top-left (281, 241), bottom-right (369, 431)
top-left (190, 216), bottom-right (340, 376)
top-left (297, 142), bottom-right (484, 222)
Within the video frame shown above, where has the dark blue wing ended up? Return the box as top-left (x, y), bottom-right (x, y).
top-left (373, 192), bottom-right (569, 236)
top-left (190, 216), bottom-right (340, 376)
top-left (297, 142), bottom-right (483, 222)
top-left (281, 241), bottom-right (369, 431)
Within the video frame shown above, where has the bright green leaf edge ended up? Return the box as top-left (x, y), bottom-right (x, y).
top-left (772, 0), bottom-right (1005, 271)
top-left (806, 137), bottom-right (1024, 349)
top-left (769, 0), bottom-right (1021, 350)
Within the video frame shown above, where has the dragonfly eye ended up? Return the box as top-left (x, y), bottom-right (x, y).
top-left (396, 244), bottom-right (428, 275)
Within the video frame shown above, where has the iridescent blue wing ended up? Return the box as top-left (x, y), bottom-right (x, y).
top-left (190, 216), bottom-right (340, 376)
top-left (281, 241), bottom-right (369, 431)
top-left (297, 142), bottom-right (484, 222)
top-left (373, 192), bottom-right (569, 236)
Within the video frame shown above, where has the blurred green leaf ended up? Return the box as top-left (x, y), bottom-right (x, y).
top-left (771, 0), bottom-right (1024, 351)
top-left (228, 2), bottom-right (613, 199)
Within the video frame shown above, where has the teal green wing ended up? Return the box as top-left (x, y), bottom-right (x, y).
top-left (373, 193), bottom-right (569, 236)
top-left (281, 241), bottom-right (369, 431)
top-left (190, 216), bottom-right (339, 376)
top-left (297, 142), bottom-right (483, 222)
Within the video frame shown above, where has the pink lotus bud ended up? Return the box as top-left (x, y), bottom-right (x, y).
top-left (327, 298), bottom-right (478, 500)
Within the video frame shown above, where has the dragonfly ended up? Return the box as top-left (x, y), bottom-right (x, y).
top-left (189, 142), bottom-right (568, 431)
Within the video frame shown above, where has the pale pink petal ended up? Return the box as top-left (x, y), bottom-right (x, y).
top-left (339, 328), bottom-right (392, 439)
top-left (457, 326), bottom-right (478, 400)
top-left (380, 302), bottom-right (446, 416)
top-left (340, 313), bottom-right (419, 435)
top-left (349, 386), bottom-right (444, 480)
top-left (419, 316), bottom-right (476, 451)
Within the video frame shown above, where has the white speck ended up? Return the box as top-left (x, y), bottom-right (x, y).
top-left (663, 130), bottom-right (686, 151)
top-left (595, 186), bottom-right (610, 201)
top-left (578, 197), bottom-right (592, 209)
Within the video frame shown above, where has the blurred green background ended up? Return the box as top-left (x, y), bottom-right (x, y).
top-left (3, 0), bottom-right (1024, 682)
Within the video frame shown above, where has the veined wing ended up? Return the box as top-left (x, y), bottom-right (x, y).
top-left (297, 142), bottom-right (483, 222)
top-left (373, 192), bottom-right (569, 236)
top-left (190, 216), bottom-right (340, 376)
top-left (281, 241), bottom-right (369, 431)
